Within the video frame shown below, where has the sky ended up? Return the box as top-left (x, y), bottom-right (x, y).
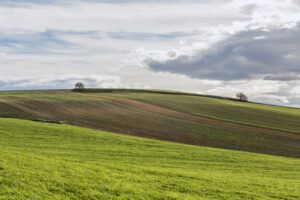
top-left (0, 0), bottom-right (300, 107)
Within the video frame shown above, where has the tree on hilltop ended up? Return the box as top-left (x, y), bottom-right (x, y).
top-left (75, 82), bottom-right (85, 90)
top-left (236, 92), bottom-right (248, 102)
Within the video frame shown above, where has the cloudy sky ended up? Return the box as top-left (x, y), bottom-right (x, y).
top-left (0, 0), bottom-right (300, 107)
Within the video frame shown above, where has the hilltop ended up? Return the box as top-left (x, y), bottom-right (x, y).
top-left (0, 89), bottom-right (299, 157)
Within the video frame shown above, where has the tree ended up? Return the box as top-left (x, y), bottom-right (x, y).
top-left (236, 92), bottom-right (248, 101)
top-left (75, 82), bottom-right (85, 90)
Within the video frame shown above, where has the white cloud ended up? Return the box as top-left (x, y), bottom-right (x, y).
top-left (0, 0), bottom-right (300, 107)
top-left (254, 35), bottom-right (267, 40)
top-left (0, 2), bottom-right (242, 34)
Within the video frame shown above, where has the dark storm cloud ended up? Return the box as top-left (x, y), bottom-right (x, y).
top-left (146, 26), bottom-right (300, 81)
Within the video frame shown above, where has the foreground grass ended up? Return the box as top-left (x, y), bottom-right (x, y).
top-left (0, 118), bottom-right (299, 199)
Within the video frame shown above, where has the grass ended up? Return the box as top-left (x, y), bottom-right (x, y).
top-left (97, 91), bottom-right (300, 134)
top-left (0, 118), bottom-right (299, 199)
top-left (0, 89), bottom-right (299, 157)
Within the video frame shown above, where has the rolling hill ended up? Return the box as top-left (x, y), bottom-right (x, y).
top-left (0, 89), bottom-right (299, 157)
top-left (0, 118), bottom-right (299, 199)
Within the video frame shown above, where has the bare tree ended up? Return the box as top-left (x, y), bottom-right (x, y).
top-left (236, 92), bottom-right (248, 101)
top-left (75, 82), bottom-right (85, 90)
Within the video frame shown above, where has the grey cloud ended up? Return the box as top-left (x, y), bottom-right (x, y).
top-left (294, 0), bottom-right (300, 6)
top-left (146, 26), bottom-right (300, 81)
top-left (241, 4), bottom-right (259, 15)
top-left (264, 74), bottom-right (300, 81)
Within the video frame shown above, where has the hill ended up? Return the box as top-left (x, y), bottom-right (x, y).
top-left (0, 118), bottom-right (299, 199)
top-left (0, 89), bottom-right (299, 157)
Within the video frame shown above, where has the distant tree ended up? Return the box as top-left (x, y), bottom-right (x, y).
top-left (75, 82), bottom-right (85, 90)
top-left (236, 92), bottom-right (248, 101)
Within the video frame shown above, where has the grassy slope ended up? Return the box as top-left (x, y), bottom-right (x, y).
top-left (0, 89), bottom-right (299, 158)
top-left (98, 91), bottom-right (300, 134)
top-left (0, 118), bottom-right (299, 200)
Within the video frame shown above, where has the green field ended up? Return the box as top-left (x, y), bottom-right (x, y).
top-left (0, 89), bottom-right (299, 157)
top-left (1, 118), bottom-right (300, 199)
top-left (97, 90), bottom-right (300, 134)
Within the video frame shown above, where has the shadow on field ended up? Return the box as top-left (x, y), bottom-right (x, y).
top-left (32, 119), bottom-right (62, 124)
